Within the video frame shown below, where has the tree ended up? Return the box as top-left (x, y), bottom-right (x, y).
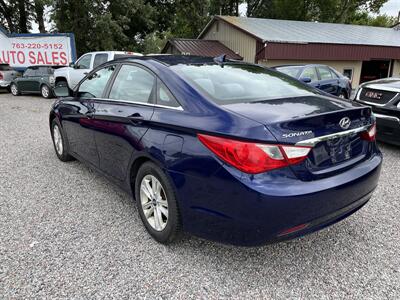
top-left (247, 0), bottom-right (390, 25)
top-left (170, 0), bottom-right (211, 38)
top-left (349, 11), bottom-right (396, 27)
top-left (210, 0), bottom-right (244, 16)
top-left (0, 0), bottom-right (17, 32)
top-left (34, 0), bottom-right (50, 33)
top-left (17, 0), bottom-right (28, 32)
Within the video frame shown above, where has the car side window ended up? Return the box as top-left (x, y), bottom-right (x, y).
top-left (301, 67), bottom-right (318, 82)
top-left (157, 80), bottom-right (181, 108)
top-left (93, 53), bottom-right (108, 68)
top-left (24, 68), bottom-right (35, 77)
top-left (38, 67), bottom-right (48, 76)
top-left (76, 54), bottom-right (92, 69)
top-left (78, 65), bottom-right (115, 98)
top-left (329, 68), bottom-right (339, 78)
top-left (317, 67), bottom-right (333, 80)
top-left (109, 64), bottom-right (155, 103)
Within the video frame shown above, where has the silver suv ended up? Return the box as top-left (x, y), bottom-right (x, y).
top-left (0, 64), bottom-right (19, 91)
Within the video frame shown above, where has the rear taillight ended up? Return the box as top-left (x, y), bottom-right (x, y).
top-left (360, 123), bottom-right (376, 142)
top-left (198, 134), bottom-right (312, 174)
top-left (0, 72), bottom-right (3, 80)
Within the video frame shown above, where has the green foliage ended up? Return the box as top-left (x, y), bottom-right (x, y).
top-left (142, 31), bottom-right (173, 54)
top-left (0, 0), bottom-right (396, 55)
top-left (209, 0), bottom-right (244, 16)
top-left (349, 11), bottom-right (396, 27)
top-left (249, 0), bottom-right (391, 24)
top-left (170, 0), bottom-right (211, 38)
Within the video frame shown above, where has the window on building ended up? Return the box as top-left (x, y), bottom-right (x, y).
top-left (343, 68), bottom-right (353, 81)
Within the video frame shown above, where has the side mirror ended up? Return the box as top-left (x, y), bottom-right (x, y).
top-left (54, 85), bottom-right (71, 97)
top-left (300, 76), bottom-right (312, 83)
top-left (69, 62), bottom-right (77, 69)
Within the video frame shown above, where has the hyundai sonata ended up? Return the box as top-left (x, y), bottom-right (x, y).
top-left (50, 55), bottom-right (382, 246)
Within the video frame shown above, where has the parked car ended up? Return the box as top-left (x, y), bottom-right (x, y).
top-left (0, 64), bottom-right (20, 91)
top-left (10, 65), bottom-right (64, 98)
top-left (54, 51), bottom-right (142, 90)
top-left (273, 64), bottom-right (352, 99)
top-left (50, 55), bottom-right (381, 246)
top-left (354, 78), bottom-right (400, 146)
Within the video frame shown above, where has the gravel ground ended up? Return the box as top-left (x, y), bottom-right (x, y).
top-left (0, 92), bottom-right (399, 299)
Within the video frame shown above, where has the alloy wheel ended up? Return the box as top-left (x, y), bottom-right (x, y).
top-left (140, 175), bottom-right (169, 231)
top-left (53, 125), bottom-right (63, 155)
top-left (11, 84), bottom-right (18, 96)
top-left (41, 85), bottom-right (50, 98)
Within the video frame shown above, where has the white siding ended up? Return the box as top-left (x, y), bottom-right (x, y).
top-left (391, 60), bottom-right (400, 77)
top-left (202, 20), bottom-right (257, 63)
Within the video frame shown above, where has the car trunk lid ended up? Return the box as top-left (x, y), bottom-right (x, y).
top-left (224, 96), bottom-right (374, 180)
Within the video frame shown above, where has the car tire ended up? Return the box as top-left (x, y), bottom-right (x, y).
top-left (10, 83), bottom-right (20, 96)
top-left (135, 161), bottom-right (182, 244)
top-left (51, 119), bottom-right (74, 162)
top-left (41, 84), bottom-right (53, 99)
top-left (339, 91), bottom-right (348, 99)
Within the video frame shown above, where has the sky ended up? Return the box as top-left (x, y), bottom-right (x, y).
top-left (379, 0), bottom-right (400, 17)
top-left (31, 0), bottom-right (400, 33)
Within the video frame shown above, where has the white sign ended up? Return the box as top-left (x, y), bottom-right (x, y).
top-left (0, 30), bottom-right (76, 68)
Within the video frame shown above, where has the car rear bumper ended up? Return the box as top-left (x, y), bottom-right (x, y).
top-left (172, 152), bottom-right (382, 246)
top-left (0, 80), bottom-right (11, 88)
top-left (375, 113), bottom-right (400, 146)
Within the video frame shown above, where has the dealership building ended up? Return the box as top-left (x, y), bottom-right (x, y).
top-left (164, 16), bottom-right (400, 88)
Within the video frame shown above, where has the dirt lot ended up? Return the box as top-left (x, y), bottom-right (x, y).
top-left (0, 92), bottom-right (399, 299)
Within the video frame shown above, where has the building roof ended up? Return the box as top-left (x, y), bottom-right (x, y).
top-left (162, 38), bottom-right (243, 60)
top-left (200, 16), bottom-right (400, 47)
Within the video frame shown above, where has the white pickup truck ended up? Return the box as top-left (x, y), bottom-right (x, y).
top-left (54, 51), bottom-right (142, 89)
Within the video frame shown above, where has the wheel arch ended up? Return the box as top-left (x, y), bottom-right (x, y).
top-left (40, 82), bottom-right (51, 92)
top-left (128, 153), bottom-right (168, 198)
top-left (49, 111), bottom-right (57, 127)
top-left (55, 76), bottom-right (68, 86)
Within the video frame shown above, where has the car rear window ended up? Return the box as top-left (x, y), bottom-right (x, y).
top-left (275, 66), bottom-right (303, 78)
top-left (0, 64), bottom-right (12, 71)
top-left (172, 64), bottom-right (315, 105)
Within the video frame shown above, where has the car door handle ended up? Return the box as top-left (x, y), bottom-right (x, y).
top-left (84, 72), bottom-right (88, 75)
top-left (128, 113), bottom-right (144, 124)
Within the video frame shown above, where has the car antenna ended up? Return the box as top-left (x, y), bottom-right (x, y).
top-left (214, 54), bottom-right (226, 66)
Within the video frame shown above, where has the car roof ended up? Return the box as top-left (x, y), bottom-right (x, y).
top-left (27, 65), bottom-right (65, 69)
top-left (273, 64), bottom-right (328, 68)
top-left (84, 51), bottom-right (143, 55)
top-left (113, 55), bottom-right (239, 66)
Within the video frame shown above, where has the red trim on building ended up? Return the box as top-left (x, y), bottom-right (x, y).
top-left (257, 42), bottom-right (400, 62)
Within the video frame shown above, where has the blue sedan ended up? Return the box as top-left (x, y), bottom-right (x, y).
top-left (50, 55), bottom-right (381, 246)
top-left (273, 64), bottom-right (352, 99)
